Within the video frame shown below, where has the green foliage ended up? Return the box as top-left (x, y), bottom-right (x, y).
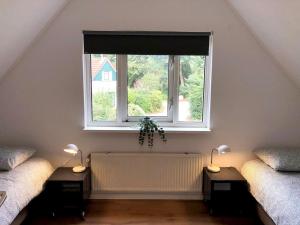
top-left (186, 73), bottom-right (204, 120)
top-left (127, 55), bottom-right (149, 88)
top-left (92, 92), bottom-right (116, 121)
top-left (93, 54), bottom-right (116, 64)
top-left (140, 73), bottom-right (160, 91)
top-left (128, 55), bottom-right (168, 93)
top-left (159, 75), bottom-right (168, 97)
top-left (92, 54), bottom-right (101, 58)
top-left (180, 57), bottom-right (192, 80)
top-left (128, 103), bottom-right (146, 116)
top-left (128, 89), bottom-right (163, 113)
top-left (189, 88), bottom-right (203, 120)
top-left (179, 56), bottom-right (205, 121)
top-left (138, 117), bottom-right (167, 147)
top-left (127, 56), bottom-right (167, 115)
top-left (179, 82), bottom-right (189, 99)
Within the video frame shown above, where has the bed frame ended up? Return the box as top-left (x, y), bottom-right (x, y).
top-left (10, 192), bottom-right (44, 225)
top-left (11, 206), bottom-right (29, 225)
top-left (245, 189), bottom-right (276, 225)
top-left (256, 201), bottom-right (276, 225)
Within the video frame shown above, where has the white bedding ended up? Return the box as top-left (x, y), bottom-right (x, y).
top-left (0, 157), bottom-right (53, 225)
top-left (242, 159), bottom-right (300, 225)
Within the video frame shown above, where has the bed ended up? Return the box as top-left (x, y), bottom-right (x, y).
top-left (0, 157), bottom-right (53, 225)
top-left (242, 159), bottom-right (300, 225)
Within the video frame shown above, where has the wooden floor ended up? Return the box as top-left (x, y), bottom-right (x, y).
top-left (25, 200), bottom-right (262, 225)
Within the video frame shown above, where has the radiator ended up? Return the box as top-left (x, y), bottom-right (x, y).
top-left (91, 153), bottom-right (203, 199)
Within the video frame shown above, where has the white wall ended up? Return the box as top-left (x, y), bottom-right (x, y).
top-left (0, 0), bottom-right (70, 80)
top-left (0, 0), bottom-right (299, 169)
top-left (228, 0), bottom-right (300, 88)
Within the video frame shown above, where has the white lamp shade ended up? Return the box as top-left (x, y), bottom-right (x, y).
top-left (216, 145), bottom-right (231, 154)
top-left (64, 144), bottom-right (79, 155)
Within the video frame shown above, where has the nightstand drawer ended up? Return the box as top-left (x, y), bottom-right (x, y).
top-left (213, 183), bottom-right (231, 191)
top-left (61, 182), bottom-right (81, 192)
top-left (47, 182), bottom-right (81, 192)
top-left (213, 181), bottom-right (247, 192)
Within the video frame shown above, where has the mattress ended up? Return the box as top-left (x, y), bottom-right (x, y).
top-left (0, 157), bottom-right (53, 225)
top-left (242, 159), bottom-right (300, 225)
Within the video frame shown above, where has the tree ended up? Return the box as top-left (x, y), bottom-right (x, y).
top-left (127, 55), bottom-right (149, 88)
top-left (179, 56), bottom-right (205, 120)
top-left (92, 54), bottom-right (116, 66)
top-left (185, 72), bottom-right (204, 120)
top-left (180, 56), bottom-right (192, 87)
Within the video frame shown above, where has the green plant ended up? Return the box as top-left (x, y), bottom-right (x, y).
top-left (128, 89), bottom-right (163, 113)
top-left (138, 117), bottom-right (167, 147)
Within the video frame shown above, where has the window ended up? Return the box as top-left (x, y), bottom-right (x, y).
top-left (127, 55), bottom-right (169, 119)
top-left (83, 32), bottom-right (212, 130)
top-left (102, 71), bottom-right (112, 81)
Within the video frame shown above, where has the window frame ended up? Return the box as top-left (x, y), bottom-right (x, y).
top-left (83, 42), bottom-right (212, 131)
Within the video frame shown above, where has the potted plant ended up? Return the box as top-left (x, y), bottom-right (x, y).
top-left (138, 117), bottom-right (167, 147)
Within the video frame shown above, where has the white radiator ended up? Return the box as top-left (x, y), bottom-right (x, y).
top-left (91, 153), bottom-right (203, 199)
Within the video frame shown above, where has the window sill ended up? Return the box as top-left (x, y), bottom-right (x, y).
top-left (83, 126), bottom-right (211, 133)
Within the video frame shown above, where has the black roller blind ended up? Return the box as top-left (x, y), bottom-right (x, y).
top-left (83, 31), bottom-right (211, 55)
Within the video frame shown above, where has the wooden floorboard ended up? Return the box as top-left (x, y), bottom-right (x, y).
top-left (24, 200), bottom-right (262, 225)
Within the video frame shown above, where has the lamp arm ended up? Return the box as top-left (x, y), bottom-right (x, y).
top-left (78, 149), bottom-right (83, 166)
top-left (210, 148), bottom-right (217, 165)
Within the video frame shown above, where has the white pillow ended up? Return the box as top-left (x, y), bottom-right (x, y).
top-left (0, 147), bottom-right (36, 170)
top-left (254, 148), bottom-right (300, 171)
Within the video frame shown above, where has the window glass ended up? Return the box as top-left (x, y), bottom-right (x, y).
top-left (91, 54), bottom-right (117, 121)
top-left (178, 56), bottom-right (205, 122)
top-left (127, 55), bottom-right (169, 117)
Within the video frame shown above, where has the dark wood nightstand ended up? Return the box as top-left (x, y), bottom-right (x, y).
top-left (45, 167), bottom-right (91, 217)
top-left (203, 167), bottom-right (250, 215)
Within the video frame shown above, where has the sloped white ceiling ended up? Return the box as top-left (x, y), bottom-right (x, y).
top-left (0, 0), bottom-right (70, 81)
top-left (227, 0), bottom-right (300, 88)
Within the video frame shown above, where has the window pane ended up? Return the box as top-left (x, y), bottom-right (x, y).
top-left (178, 56), bottom-right (205, 122)
top-left (91, 54), bottom-right (117, 121)
top-left (127, 55), bottom-right (169, 117)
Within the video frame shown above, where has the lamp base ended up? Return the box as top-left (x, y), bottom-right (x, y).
top-left (72, 165), bottom-right (86, 173)
top-left (207, 165), bottom-right (221, 173)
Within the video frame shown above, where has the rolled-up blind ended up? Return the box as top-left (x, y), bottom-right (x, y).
top-left (83, 31), bottom-right (211, 55)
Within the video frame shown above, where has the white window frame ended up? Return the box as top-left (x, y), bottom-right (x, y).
top-left (83, 38), bottom-right (212, 132)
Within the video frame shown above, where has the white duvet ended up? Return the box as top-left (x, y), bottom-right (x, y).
top-left (0, 157), bottom-right (53, 225)
top-left (242, 159), bottom-right (300, 225)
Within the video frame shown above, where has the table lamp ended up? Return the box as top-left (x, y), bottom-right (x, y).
top-left (207, 145), bottom-right (231, 173)
top-left (63, 144), bottom-right (86, 173)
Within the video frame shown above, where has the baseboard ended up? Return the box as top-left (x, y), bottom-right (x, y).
top-left (90, 191), bottom-right (203, 200)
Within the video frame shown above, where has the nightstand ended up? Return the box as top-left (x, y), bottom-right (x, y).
top-left (45, 167), bottom-right (91, 217)
top-left (203, 167), bottom-right (249, 215)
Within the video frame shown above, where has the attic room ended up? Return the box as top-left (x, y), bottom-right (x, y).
top-left (0, 0), bottom-right (299, 225)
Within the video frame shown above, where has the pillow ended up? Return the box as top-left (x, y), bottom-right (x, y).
top-left (0, 147), bottom-right (36, 170)
top-left (254, 148), bottom-right (300, 171)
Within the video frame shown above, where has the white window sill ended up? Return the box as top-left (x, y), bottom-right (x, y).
top-left (83, 126), bottom-right (211, 133)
